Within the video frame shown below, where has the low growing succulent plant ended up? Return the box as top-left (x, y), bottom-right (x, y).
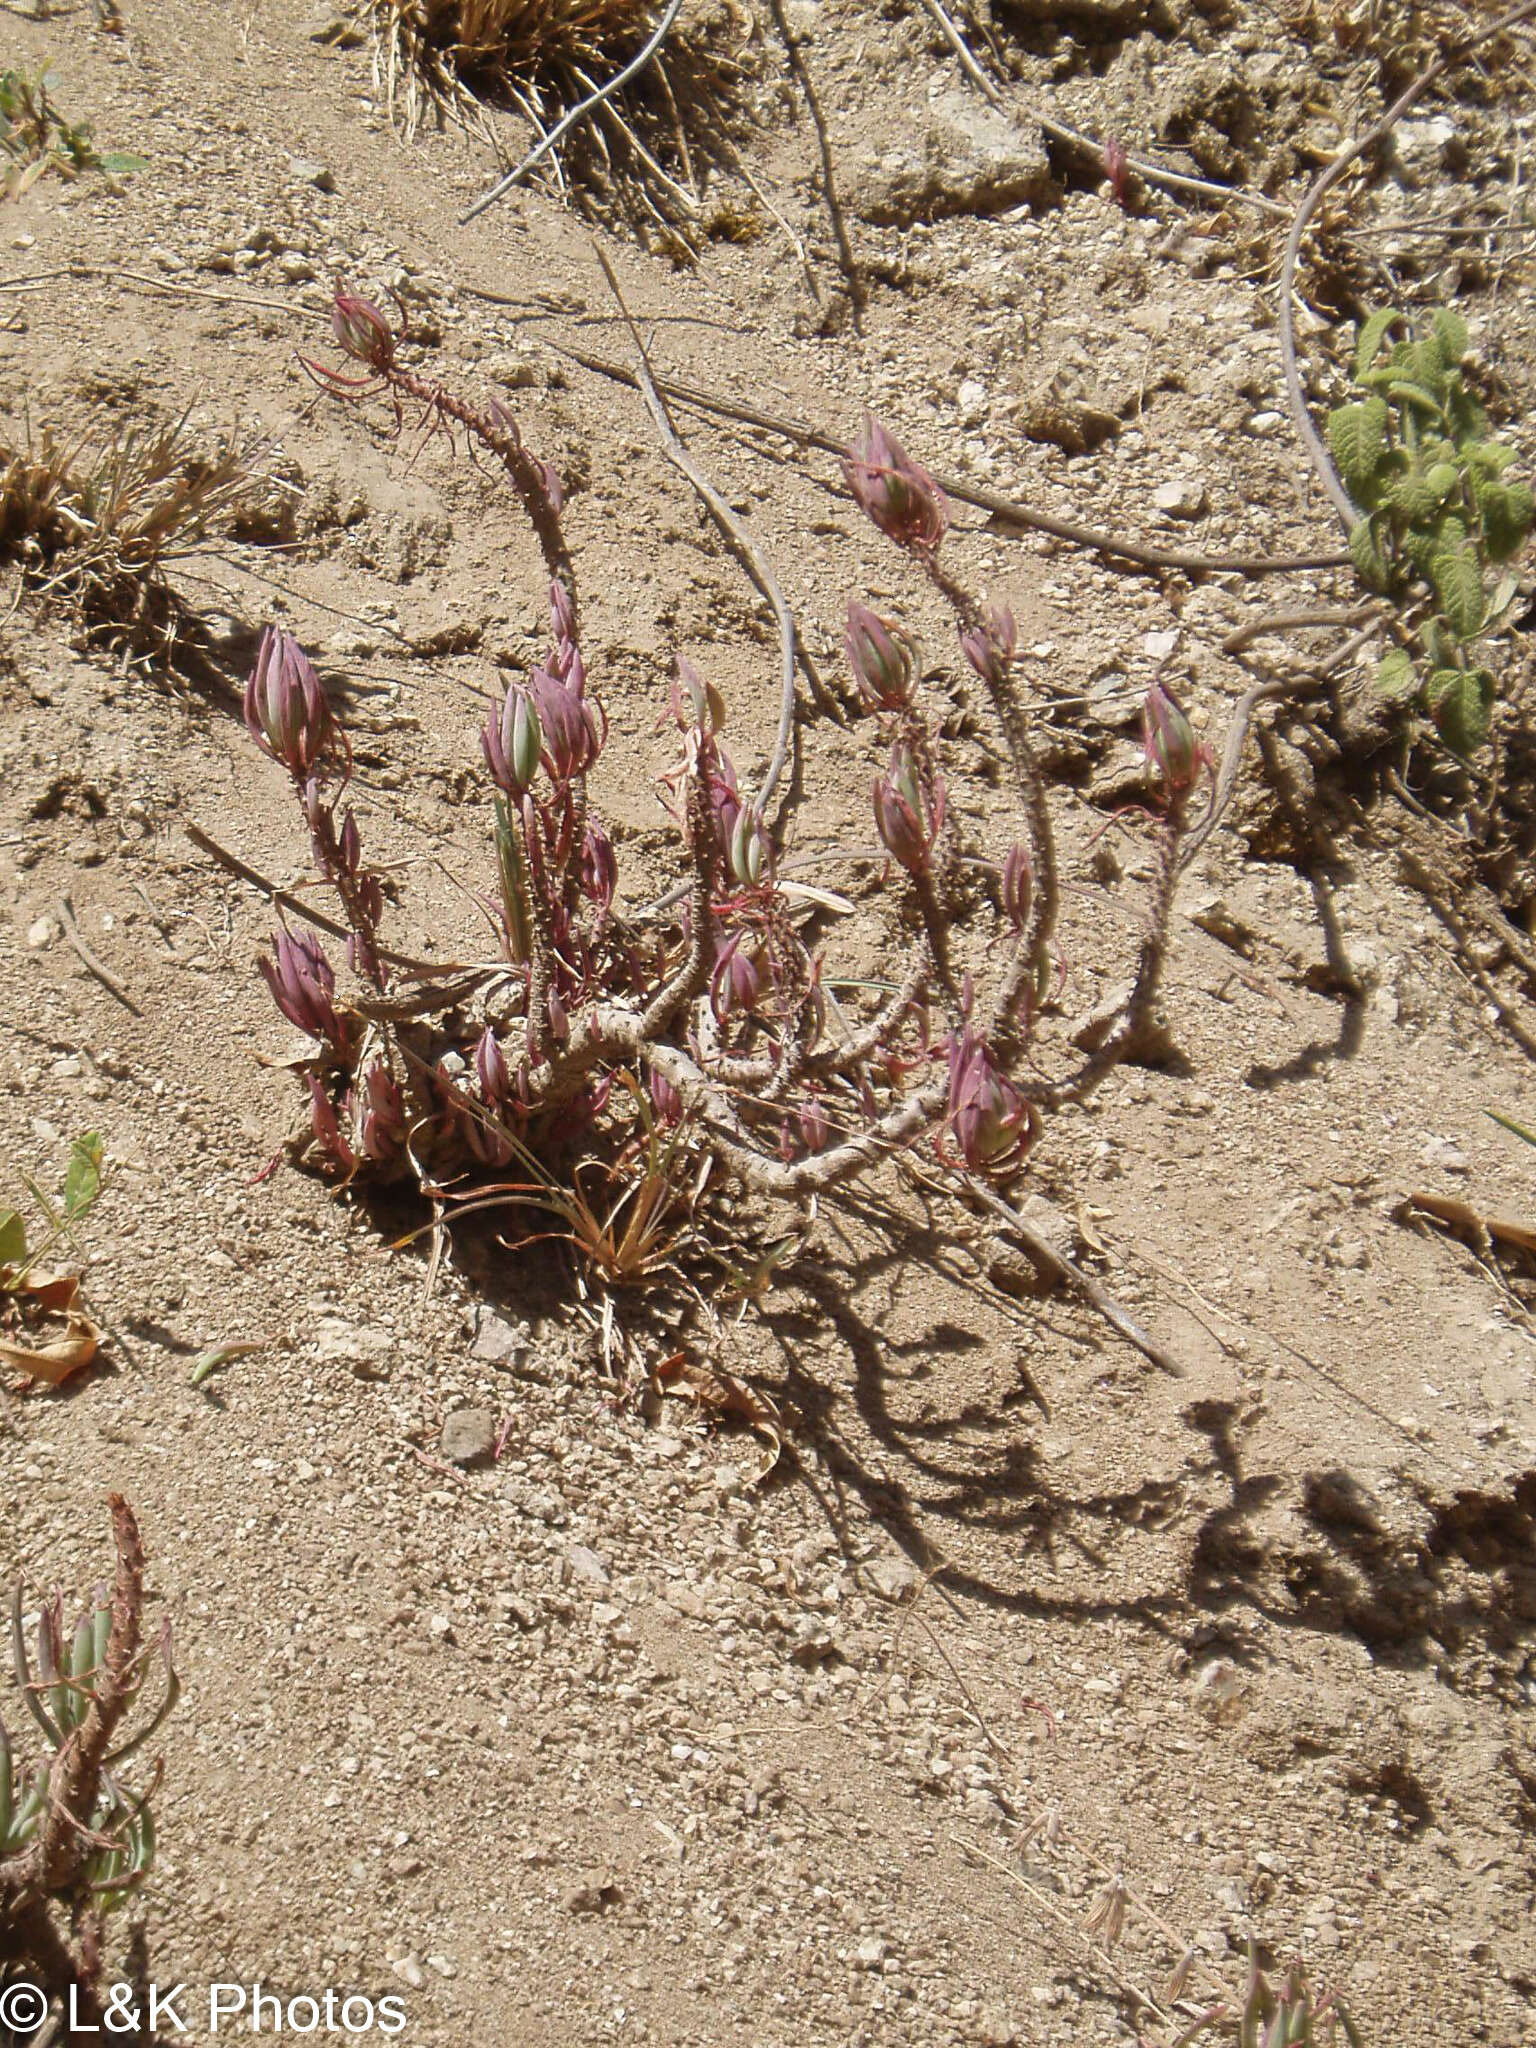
top-left (237, 294), bottom-right (1208, 1308)
top-left (1, 1499), bottom-right (177, 2005)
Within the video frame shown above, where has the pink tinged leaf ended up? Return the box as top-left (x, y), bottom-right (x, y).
top-left (649, 1068), bottom-right (683, 1126)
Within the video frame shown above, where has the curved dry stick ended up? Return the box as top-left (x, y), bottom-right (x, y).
top-left (1279, 0), bottom-right (1536, 532)
top-left (592, 245), bottom-right (800, 815)
top-left (548, 344), bottom-right (1351, 575)
top-left (766, 0), bottom-right (865, 321)
top-left (460, 0), bottom-right (687, 224)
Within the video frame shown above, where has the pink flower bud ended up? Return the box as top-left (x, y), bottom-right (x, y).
top-left (1000, 842), bottom-right (1032, 932)
top-left (354, 1059), bottom-right (406, 1164)
top-left (842, 413), bottom-right (948, 558)
top-left (960, 606), bottom-right (1017, 689)
top-left (307, 1074), bottom-right (356, 1173)
top-left (549, 578), bottom-right (576, 645)
top-left (579, 821), bottom-right (618, 911)
top-left (245, 627), bottom-right (333, 779)
top-left (649, 1067), bottom-right (684, 1127)
top-left (845, 601), bottom-right (915, 712)
top-left (873, 744), bottom-right (943, 874)
top-left (1142, 680), bottom-right (1204, 803)
top-left (798, 1095), bottom-right (830, 1153)
top-left (1102, 135), bottom-right (1131, 207)
top-left (476, 1026), bottom-right (510, 1104)
top-left (338, 809), bottom-right (362, 879)
top-left (260, 926), bottom-right (343, 1046)
top-left (330, 291), bottom-right (394, 370)
top-left (531, 667), bottom-right (600, 783)
top-left (483, 684), bottom-right (543, 798)
top-left (711, 933), bottom-right (761, 1023)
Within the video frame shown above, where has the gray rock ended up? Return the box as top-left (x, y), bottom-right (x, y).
top-left (288, 158), bottom-right (336, 192)
top-left (868, 1556), bottom-right (920, 1603)
top-left (562, 1543), bottom-right (611, 1589)
top-left (850, 92), bottom-right (1051, 226)
top-left (1153, 477), bottom-right (1208, 519)
top-left (439, 1407), bottom-right (497, 1468)
top-left (471, 1309), bottom-right (529, 1363)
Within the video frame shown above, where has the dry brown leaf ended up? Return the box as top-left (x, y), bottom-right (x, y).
top-left (652, 1352), bottom-right (783, 1484)
top-left (0, 1268), bottom-right (101, 1385)
top-left (1406, 1191), bottom-right (1536, 1258)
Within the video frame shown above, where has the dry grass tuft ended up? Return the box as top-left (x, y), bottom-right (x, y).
top-left (366, 0), bottom-right (752, 252)
top-left (0, 410), bottom-right (287, 647)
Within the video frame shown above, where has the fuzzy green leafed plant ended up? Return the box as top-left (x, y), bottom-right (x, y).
top-left (1328, 305), bottom-right (1532, 754)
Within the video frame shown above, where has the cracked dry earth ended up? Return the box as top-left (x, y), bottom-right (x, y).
top-left (2, 0), bottom-right (1536, 2044)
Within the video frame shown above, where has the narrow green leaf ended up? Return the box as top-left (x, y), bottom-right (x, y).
top-left (63, 1132), bottom-right (103, 1220)
top-left (1387, 378), bottom-right (1444, 418)
top-left (0, 1211), bottom-right (27, 1270)
top-left (1485, 1108), bottom-right (1536, 1148)
top-left (189, 1338), bottom-right (266, 1387)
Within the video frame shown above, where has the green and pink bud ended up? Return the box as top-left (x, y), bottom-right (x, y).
top-left (245, 627), bottom-right (333, 780)
top-left (843, 413), bottom-right (948, 558)
top-left (330, 291), bottom-right (394, 371)
top-left (960, 606), bottom-right (1017, 689)
top-left (475, 1026), bottom-right (511, 1105)
top-left (1000, 842), bottom-right (1031, 932)
top-left (944, 1028), bottom-right (1035, 1177)
top-left (729, 804), bottom-right (771, 888)
top-left (1142, 680), bottom-right (1205, 804)
top-left (483, 684), bottom-right (543, 798)
top-left (260, 926), bottom-right (344, 1047)
top-left (711, 933), bottom-right (761, 1023)
top-left (649, 1067), bottom-right (684, 1127)
top-left (671, 657), bottom-right (726, 738)
top-left (845, 601), bottom-right (915, 712)
top-left (353, 1060), bottom-right (406, 1165)
top-left (873, 744), bottom-right (944, 874)
top-left (531, 666), bottom-right (600, 782)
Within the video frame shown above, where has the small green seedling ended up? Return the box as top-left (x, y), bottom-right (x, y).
top-left (0, 1132), bottom-right (105, 1384)
top-left (0, 66), bottom-right (145, 199)
top-left (0, 1131), bottom-right (104, 1292)
top-left (1328, 306), bottom-right (1532, 754)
